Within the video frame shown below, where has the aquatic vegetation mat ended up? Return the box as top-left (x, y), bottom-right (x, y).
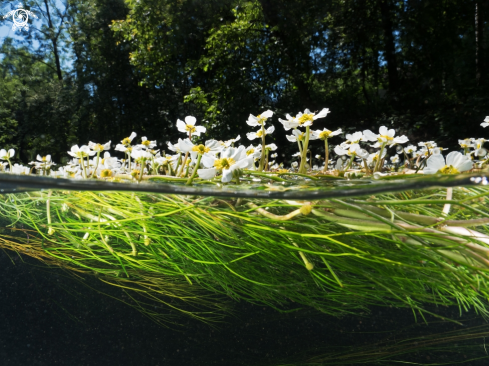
top-left (1, 175), bottom-right (489, 327)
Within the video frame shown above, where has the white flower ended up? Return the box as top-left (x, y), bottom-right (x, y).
top-left (0, 148), bottom-right (15, 160)
top-left (245, 144), bottom-right (262, 158)
top-left (367, 150), bottom-right (386, 166)
top-left (423, 151), bottom-right (473, 174)
top-left (390, 155), bottom-right (400, 164)
top-left (222, 135), bottom-right (241, 147)
top-left (247, 110), bottom-right (274, 127)
top-left (100, 152), bottom-right (120, 168)
top-left (286, 129), bottom-right (318, 143)
top-left (473, 138), bottom-right (486, 150)
top-left (167, 141), bottom-right (182, 154)
top-left (418, 141), bottom-right (437, 149)
top-left (189, 139), bottom-right (222, 160)
top-left (291, 161), bottom-right (299, 168)
top-left (11, 164), bottom-right (29, 175)
top-left (458, 138), bottom-right (474, 149)
top-left (312, 128), bottom-right (342, 140)
top-left (265, 143), bottom-right (278, 151)
top-left (137, 137), bottom-right (157, 149)
top-left (344, 131), bottom-right (364, 144)
top-left (177, 138), bottom-right (195, 153)
top-left (283, 108), bottom-right (330, 129)
top-left (334, 142), bottom-right (361, 156)
top-left (246, 125), bottom-right (275, 140)
top-left (131, 149), bottom-right (153, 160)
top-left (121, 132), bottom-right (137, 146)
top-left (278, 114), bottom-right (297, 131)
top-left (404, 145), bottom-right (417, 155)
top-left (482, 116), bottom-right (489, 128)
top-left (89, 141), bottom-right (111, 152)
top-left (177, 116), bottom-right (206, 137)
top-left (363, 126), bottom-right (409, 147)
top-left (68, 145), bottom-right (95, 158)
top-left (198, 146), bottom-right (254, 183)
top-left (36, 154), bottom-right (51, 163)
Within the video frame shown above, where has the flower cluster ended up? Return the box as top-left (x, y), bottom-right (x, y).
top-left (0, 112), bottom-right (487, 182)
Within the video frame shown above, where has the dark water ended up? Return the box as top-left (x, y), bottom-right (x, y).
top-left (2, 251), bottom-right (488, 366)
top-left (1, 173), bottom-right (489, 365)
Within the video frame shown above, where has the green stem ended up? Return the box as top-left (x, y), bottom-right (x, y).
top-left (258, 124), bottom-right (266, 172)
top-left (323, 139), bottom-right (329, 173)
top-left (345, 153), bottom-right (356, 170)
top-left (92, 152), bottom-right (101, 178)
top-left (186, 154), bottom-right (202, 185)
top-left (298, 126), bottom-right (310, 174)
top-left (178, 152), bottom-right (189, 177)
top-left (374, 143), bottom-right (386, 172)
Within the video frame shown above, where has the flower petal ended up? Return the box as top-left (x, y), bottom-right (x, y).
top-left (197, 167), bottom-right (217, 180)
top-left (176, 119), bottom-right (186, 133)
top-left (424, 153), bottom-right (445, 174)
top-left (185, 116), bottom-right (197, 126)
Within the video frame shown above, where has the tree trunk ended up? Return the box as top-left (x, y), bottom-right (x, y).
top-left (475, 1), bottom-right (485, 86)
top-left (379, 0), bottom-right (398, 93)
top-left (44, 0), bottom-right (63, 82)
top-left (258, 0), bottom-right (313, 109)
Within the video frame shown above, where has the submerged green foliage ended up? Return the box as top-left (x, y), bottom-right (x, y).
top-left (1, 183), bottom-right (489, 327)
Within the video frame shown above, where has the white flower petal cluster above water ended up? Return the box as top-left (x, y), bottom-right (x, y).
top-left (0, 110), bottom-right (487, 182)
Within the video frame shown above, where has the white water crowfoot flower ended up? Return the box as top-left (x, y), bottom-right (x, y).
top-left (222, 135), bottom-right (241, 148)
top-left (286, 129), bottom-right (318, 143)
top-left (247, 110), bottom-right (273, 127)
top-left (312, 128), bottom-right (342, 172)
top-left (294, 108), bottom-right (330, 174)
top-left (363, 126), bottom-right (408, 172)
top-left (482, 116), bottom-right (489, 128)
top-left (198, 146), bottom-right (254, 183)
top-left (423, 151), bottom-right (473, 174)
top-left (363, 126), bottom-right (409, 147)
top-left (0, 148), bottom-right (15, 172)
top-left (89, 141), bottom-right (111, 152)
top-left (177, 116), bottom-right (206, 138)
top-left (68, 145), bottom-right (95, 178)
top-left (0, 148), bottom-right (15, 160)
top-left (278, 114), bottom-right (297, 131)
top-left (247, 125), bottom-right (275, 140)
top-left (136, 137), bottom-right (157, 149)
top-left (121, 132), bottom-right (137, 147)
top-left (294, 108), bottom-right (330, 128)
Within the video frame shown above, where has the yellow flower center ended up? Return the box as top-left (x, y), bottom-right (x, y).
top-left (379, 135), bottom-right (394, 142)
top-left (131, 169), bottom-right (140, 178)
top-left (127, 147), bottom-right (133, 152)
top-left (297, 132), bottom-right (305, 141)
top-left (122, 137), bottom-right (131, 146)
top-left (246, 148), bottom-right (255, 156)
top-left (192, 144), bottom-right (210, 154)
top-left (185, 125), bottom-right (196, 133)
top-left (100, 169), bottom-right (113, 178)
top-left (318, 130), bottom-right (332, 140)
top-left (297, 113), bottom-right (314, 125)
top-left (439, 165), bottom-right (460, 174)
top-left (214, 157), bottom-right (236, 170)
top-left (277, 169), bottom-right (288, 174)
top-left (142, 140), bottom-right (151, 147)
top-left (256, 130), bottom-right (264, 138)
top-left (41, 156), bottom-right (47, 162)
top-left (257, 114), bottom-right (267, 125)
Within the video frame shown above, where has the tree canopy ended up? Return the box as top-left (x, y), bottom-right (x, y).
top-left (1, 0), bottom-right (488, 163)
